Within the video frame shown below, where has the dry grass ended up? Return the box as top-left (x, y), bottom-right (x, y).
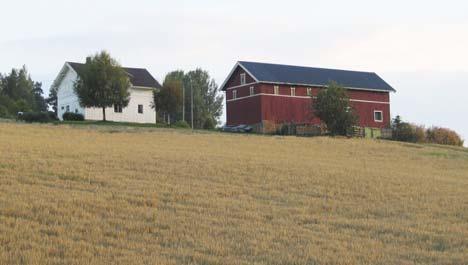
top-left (0, 122), bottom-right (467, 265)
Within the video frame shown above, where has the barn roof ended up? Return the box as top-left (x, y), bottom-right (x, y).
top-left (67, 62), bottom-right (162, 89)
top-left (222, 61), bottom-right (395, 92)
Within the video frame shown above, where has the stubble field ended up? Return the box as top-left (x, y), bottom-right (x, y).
top-left (0, 122), bottom-right (467, 264)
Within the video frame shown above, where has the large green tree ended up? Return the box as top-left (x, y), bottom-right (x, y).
top-left (313, 82), bottom-right (358, 136)
top-left (153, 77), bottom-right (183, 124)
top-left (155, 69), bottom-right (224, 129)
top-left (74, 51), bottom-right (130, 121)
top-left (0, 66), bottom-right (47, 117)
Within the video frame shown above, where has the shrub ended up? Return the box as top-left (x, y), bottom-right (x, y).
top-left (0, 105), bottom-right (9, 118)
top-left (47, 111), bottom-right (59, 121)
top-left (414, 125), bottom-right (426, 143)
top-left (18, 112), bottom-right (51, 123)
top-left (392, 115), bottom-right (464, 146)
top-left (426, 127), bottom-right (464, 146)
top-left (203, 118), bottom-right (216, 130)
top-left (172, 120), bottom-right (190, 129)
top-left (62, 112), bottom-right (84, 121)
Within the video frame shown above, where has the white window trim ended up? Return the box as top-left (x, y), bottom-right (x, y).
top-left (274, 85), bottom-right (279, 95)
top-left (307, 87), bottom-right (312, 96)
top-left (374, 110), bottom-right (383, 122)
top-left (232, 89), bottom-right (237, 99)
top-left (249, 86), bottom-right (254, 96)
top-left (291, 87), bottom-right (296, 96)
top-left (240, 73), bottom-right (246, 85)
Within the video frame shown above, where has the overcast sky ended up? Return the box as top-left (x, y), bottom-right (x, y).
top-left (1, 0), bottom-right (467, 144)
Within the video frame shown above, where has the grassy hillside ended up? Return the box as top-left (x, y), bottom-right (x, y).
top-left (0, 122), bottom-right (467, 265)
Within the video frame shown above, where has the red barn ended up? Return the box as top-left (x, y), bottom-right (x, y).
top-left (221, 61), bottom-right (396, 132)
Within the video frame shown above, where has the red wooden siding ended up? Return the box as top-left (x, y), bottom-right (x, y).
top-left (226, 83), bottom-right (391, 128)
top-left (224, 67), bottom-right (256, 88)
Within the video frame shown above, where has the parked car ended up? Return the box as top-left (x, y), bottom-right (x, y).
top-left (222, 124), bottom-right (253, 133)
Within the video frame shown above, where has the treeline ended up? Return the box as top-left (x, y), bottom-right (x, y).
top-left (392, 116), bottom-right (464, 147)
top-left (0, 66), bottom-right (49, 118)
top-left (155, 69), bottom-right (223, 129)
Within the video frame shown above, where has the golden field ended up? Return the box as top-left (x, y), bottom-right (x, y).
top-left (0, 122), bottom-right (467, 265)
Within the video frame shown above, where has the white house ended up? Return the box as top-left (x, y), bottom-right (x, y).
top-left (51, 62), bottom-right (161, 123)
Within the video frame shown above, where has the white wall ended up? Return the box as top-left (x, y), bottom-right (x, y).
top-left (56, 64), bottom-right (156, 124)
top-left (57, 67), bottom-right (84, 120)
top-left (85, 88), bottom-right (156, 124)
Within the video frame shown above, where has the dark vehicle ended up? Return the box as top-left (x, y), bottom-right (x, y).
top-left (222, 124), bottom-right (253, 133)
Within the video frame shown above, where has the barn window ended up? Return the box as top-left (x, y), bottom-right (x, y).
top-left (307, 88), bottom-right (312, 96)
top-left (374, 111), bottom-right (383, 122)
top-left (240, 73), bottom-right (246, 85)
top-left (114, 104), bottom-right (123, 113)
top-left (249, 86), bottom-right (254, 96)
top-left (232, 90), bottom-right (237, 99)
top-left (138, 105), bottom-right (144, 114)
top-left (274, 85), bottom-right (279, 95)
top-left (291, 87), bottom-right (296, 96)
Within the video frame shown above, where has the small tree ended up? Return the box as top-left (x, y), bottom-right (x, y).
top-left (46, 86), bottom-right (58, 114)
top-left (153, 78), bottom-right (183, 124)
top-left (313, 82), bottom-right (357, 136)
top-left (74, 51), bottom-right (130, 121)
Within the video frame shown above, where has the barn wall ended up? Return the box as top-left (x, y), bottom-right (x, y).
top-left (223, 66), bottom-right (256, 89)
top-left (226, 96), bottom-right (262, 125)
top-left (225, 83), bottom-right (391, 129)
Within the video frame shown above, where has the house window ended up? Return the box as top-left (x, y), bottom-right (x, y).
top-left (249, 86), bottom-right (254, 96)
top-left (61, 106), bottom-right (64, 110)
top-left (75, 109), bottom-right (78, 114)
top-left (374, 111), bottom-right (383, 122)
top-left (138, 105), bottom-right (144, 114)
top-left (274, 85), bottom-right (279, 95)
top-left (66, 105), bottom-right (70, 112)
top-left (291, 87), bottom-right (296, 96)
top-left (232, 90), bottom-right (237, 99)
top-left (307, 88), bottom-right (312, 96)
top-left (240, 73), bottom-right (246, 85)
top-left (114, 104), bottom-right (123, 113)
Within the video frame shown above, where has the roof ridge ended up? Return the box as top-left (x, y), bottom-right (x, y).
top-left (238, 61), bottom-right (376, 75)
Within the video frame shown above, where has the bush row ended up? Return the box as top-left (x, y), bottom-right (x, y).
top-left (17, 111), bottom-right (58, 123)
top-left (392, 116), bottom-right (464, 146)
top-left (62, 112), bottom-right (84, 121)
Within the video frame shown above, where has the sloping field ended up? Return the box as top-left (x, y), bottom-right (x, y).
top-left (0, 122), bottom-right (467, 265)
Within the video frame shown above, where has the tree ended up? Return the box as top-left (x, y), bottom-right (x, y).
top-left (153, 78), bottom-right (183, 124)
top-left (74, 51), bottom-right (130, 121)
top-left (186, 69), bottom-right (224, 128)
top-left (32, 82), bottom-right (48, 112)
top-left (47, 86), bottom-right (58, 114)
top-left (313, 81), bottom-right (357, 135)
top-left (0, 66), bottom-right (46, 117)
top-left (156, 69), bottom-right (224, 128)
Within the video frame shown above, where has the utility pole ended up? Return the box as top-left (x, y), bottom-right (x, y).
top-left (190, 77), bottom-right (194, 130)
top-left (182, 82), bottom-right (185, 122)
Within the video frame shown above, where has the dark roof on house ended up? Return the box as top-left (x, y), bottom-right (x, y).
top-left (67, 62), bottom-right (162, 89)
top-left (233, 61), bottom-right (395, 92)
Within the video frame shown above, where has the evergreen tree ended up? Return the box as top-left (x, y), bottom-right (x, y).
top-left (46, 86), bottom-right (58, 114)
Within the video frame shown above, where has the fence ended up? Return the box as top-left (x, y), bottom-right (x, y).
top-left (254, 120), bottom-right (392, 139)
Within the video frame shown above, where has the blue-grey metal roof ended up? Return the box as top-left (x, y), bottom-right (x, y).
top-left (238, 61), bottom-right (395, 92)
